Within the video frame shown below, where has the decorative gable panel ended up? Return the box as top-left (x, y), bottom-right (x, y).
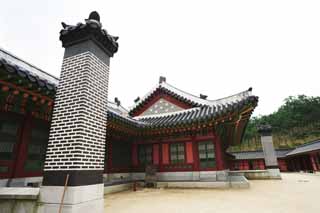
top-left (140, 98), bottom-right (184, 116)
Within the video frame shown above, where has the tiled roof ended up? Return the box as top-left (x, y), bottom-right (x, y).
top-left (106, 94), bottom-right (258, 130)
top-left (286, 139), bottom-right (320, 156)
top-left (0, 47), bottom-right (258, 132)
top-left (0, 47), bottom-right (58, 92)
top-left (231, 149), bottom-right (293, 160)
top-left (136, 96), bottom-right (257, 128)
top-left (107, 101), bottom-right (129, 116)
top-left (129, 81), bottom-right (255, 115)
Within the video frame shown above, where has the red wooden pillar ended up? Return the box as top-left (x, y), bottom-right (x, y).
top-left (310, 154), bottom-right (317, 172)
top-left (193, 139), bottom-right (199, 171)
top-left (161, 143), bottom-right (169, 165)
top-left (186, 141), bottom-right (194, 164)
top-left (214, 136), bottom-right (225, 170)
top-left (315, 153), bottom-right (320, 171)
top-left (132, 143), bottom-right (138, 167)
top-left (13, 114), bottom-right (32, 178)
top-left (245, 160), bottom-right (250, 170)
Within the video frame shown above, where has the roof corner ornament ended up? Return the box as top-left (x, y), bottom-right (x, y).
top-left (134, 97), bottom-right (140, 103)
top-left (257, 124), bottom-right (272, 136)
top-left (114, 97), bottom-right (121, 106)
top-left (200, 94), bottom-right (208, 100)
top-left (159, 76), bottom-right (166, 84)
top-left (61, 22), bottom-right (69, 29)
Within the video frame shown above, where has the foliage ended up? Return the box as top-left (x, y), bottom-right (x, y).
top-left (229, 95), bottom-right (320, 152)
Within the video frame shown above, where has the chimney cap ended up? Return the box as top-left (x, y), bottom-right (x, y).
top-left (257, 124), bottom-right (272, 136)
top-left (159, 76), bottom-right (166, 84)
top-left (59, 11), bottom-right (119, 57)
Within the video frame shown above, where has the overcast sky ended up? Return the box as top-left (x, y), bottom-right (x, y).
top-left (1, 0), bottom-right (319, 116)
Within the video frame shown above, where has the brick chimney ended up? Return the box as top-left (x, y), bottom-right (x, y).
top-left (40, 11), bottom-right (118, 213)
top-left (258, 124), bottom-right (281, 179)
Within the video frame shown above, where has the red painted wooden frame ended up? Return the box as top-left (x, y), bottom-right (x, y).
top-left (15, 117), bottom-right (49, 178)
top-left (0, 112), bottom-right (24, 179)
top-left (130, 133), bottom-right (226, 173)
top-left (0, 111), bottom-right (50, 180)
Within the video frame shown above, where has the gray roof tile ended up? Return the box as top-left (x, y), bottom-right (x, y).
top-left (286, 139), bottom-right (320, 156)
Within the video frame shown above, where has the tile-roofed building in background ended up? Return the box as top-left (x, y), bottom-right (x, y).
top-left (286, 139), bottom-right (320, 156)
top-left (230, 149), bottom-right (293, 171)
top-left (231, 149), bottom-right (292, 160)
top-left (284, 139), bottom-right (320, 172)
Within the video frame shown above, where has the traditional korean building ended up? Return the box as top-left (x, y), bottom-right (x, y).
top-left (230, 139), bottom-right (320, 173)
top-left (230, 149), bottom-right (292, 172)
top-left (2, 45), bottom-right (320, 189)
top-left (0, 46), bottom-right (261, 186)
top-left (285, 139), bottom-right (320, 172)
top-left (107, 77), bottom-right (258, 182)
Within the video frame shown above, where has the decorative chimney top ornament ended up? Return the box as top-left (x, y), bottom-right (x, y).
top-left (88, 11), bottom-right (100, 22)
top-left (60, 11), bottom-right (119, 57)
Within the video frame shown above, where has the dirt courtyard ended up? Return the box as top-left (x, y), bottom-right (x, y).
top-left (104, 173), bottom-right (320, 213)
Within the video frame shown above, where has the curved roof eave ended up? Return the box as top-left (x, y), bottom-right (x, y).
top-left (128, 81), bottom-right (254, 114)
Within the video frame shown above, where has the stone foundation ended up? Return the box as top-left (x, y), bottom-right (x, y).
top-left (39, 184), bottom-right (104, 213)
top-left (230, 169), bottom-right (282, 180)
top-left (0, 187), bottom-right (39, 213)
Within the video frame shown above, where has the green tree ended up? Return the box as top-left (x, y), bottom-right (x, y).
top-left (230, 95), bottom-right (320, 151)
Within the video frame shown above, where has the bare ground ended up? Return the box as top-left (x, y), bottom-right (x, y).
top-left (104, 173), bottom-right (320, 213)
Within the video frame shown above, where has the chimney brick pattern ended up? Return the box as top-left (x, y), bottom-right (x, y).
top-left (44, 51), bottom-right (109, 171)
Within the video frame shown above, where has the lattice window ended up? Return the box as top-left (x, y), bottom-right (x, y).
top-left (170, 143), bottom-right (185, 164)
top-left (0, 119), bottom-right (19, 160)
top-left (198, 141), bottom-right (216, 169)
top-left (24, 123), bottom-right (49, 172)
top-left (138, 144), bottom-right (153, 165)
top-left (0, 166), bottom-right (8, 173)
